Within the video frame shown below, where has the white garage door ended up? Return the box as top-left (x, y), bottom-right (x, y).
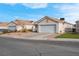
top-left (39, 24), bottom-right (56, 33)
top-left (8, 26), bottom-right (16, 31)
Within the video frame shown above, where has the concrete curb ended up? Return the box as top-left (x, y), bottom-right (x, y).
top-left (55, 38), bottom-right (79, 42)
top-left (0, 36), bottom-right (79, 42)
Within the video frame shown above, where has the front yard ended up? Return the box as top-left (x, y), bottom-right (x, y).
top-left (57, 33), bottom-right (79, 39)
top-left (0, 32), bottom-right (51, 40)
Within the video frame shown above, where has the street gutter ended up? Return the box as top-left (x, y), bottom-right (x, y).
top-left (0, 36), bottom-right (79, 42)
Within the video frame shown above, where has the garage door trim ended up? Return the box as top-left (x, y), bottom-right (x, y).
top-left (38, 24), bottom-right (56, 33)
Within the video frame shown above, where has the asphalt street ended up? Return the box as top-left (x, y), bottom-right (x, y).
top-left (0, 37), bottom-right (79, 56)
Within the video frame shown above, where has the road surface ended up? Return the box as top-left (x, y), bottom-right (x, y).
top-left (0, 37), bottom-right (79, 56)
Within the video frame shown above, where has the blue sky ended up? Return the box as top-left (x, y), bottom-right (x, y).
top-left (0, 3), bottom-right (79, 24)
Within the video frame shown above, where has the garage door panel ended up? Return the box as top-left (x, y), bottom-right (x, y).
top-left (8, 26), bottom-right (16, 31)
top-left (39, 24), bottom-right (56, 33)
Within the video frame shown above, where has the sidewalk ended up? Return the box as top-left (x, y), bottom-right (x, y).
top-left (0, 35), bottom-right (79, 42)
top-left (49, 38), bottom-right (79, 42)
top-left (0, 32), bottom-right (79, 42)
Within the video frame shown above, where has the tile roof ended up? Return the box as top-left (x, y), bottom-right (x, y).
top-left (35, 16), bottom-right (73, 25)
top-left (35, 16), bottom-right (63, 23)
top-left (12, 19), bottom-right (34, 25)
top-left (0, 22), bottom-right (8, 27)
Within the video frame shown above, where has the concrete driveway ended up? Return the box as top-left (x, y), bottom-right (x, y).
top-left (0, 32), bottom-right (57, 40)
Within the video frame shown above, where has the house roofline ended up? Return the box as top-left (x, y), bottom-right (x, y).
top-left (35, 16), bottom-right (74, 25)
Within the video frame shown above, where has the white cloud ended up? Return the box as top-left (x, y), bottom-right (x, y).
top-left (62, 5), bottom-right (79, 11)
top-left (5, 3), bottom-right (48, 8)
top-left (53, 4), bottom-right (79, 24)
top-left (5, 3), bottom-right (17, 6)
top-left (22, 3), bottom-right (48, 8)
top-left (65, 13), bottom-right (79, 17)
top-left (63, 12), bottom-right (79, 23)
top-left (54, 4), bottom-right (79, 11)
top-left (53, 4), bottom-right (79, 13)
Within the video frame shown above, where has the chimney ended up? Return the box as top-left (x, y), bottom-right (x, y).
top-left (15, 19), bottom-right (19, 21)
top-left (60, 18), bottom-right (65, 22)
top-left (76, 20), bottom-right (79, 23)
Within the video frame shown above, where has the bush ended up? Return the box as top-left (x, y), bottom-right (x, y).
top-left (21, 29), bottom-right (32, 32)
top-left (27, 29), bottom-right (32, 32)
top-left (8, 29), bottom-right (17, 33)
top-left (22, 28), bottom-right (27, 32)
top-left (3, 29), bottom-right (9, 33)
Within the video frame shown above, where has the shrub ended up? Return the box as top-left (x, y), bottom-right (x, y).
top-left (27, 29), bottom-right (32, 32)
top-left (3, 29), bottom-right (9, 33)
top-left (8, 29), bottom-right (17, 33)
top-left (21, 28), bottom-right (27, 32)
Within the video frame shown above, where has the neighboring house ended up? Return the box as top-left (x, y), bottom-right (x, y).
top-left (8, 19), bottom-right (34, 31)
top-left (0, 22), bottom-right (8, 32)
top-left (64, 22), bottom-right (75, 32)
top-left (34, 16), bottom-right (74, 33)
top-left (76, 20), bottom-right (79, 33)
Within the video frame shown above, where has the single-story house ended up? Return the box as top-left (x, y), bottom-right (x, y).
top-left (33, 16), bottom-right (74, 33)
top-left (8, 19), bottom-right (34, 31)
top-left (0, 22), bottom-right (8, 32)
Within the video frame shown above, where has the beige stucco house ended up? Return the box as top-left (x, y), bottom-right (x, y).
top-left (33, 16), bottom-right (74, 33)
top-left (8, 19), bottom-right (34, 31)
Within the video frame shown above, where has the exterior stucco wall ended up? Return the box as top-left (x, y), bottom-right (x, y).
top-left (16, 25), bottom-right (33, 31)
top-left (64, 23), bottom-right (73, 32)
top-left (58, 23), bottom-right (73, 33)
top-left (58, 23), bottom-right (65, 33)
top-left (16, 26), bottom-right (23, 31)
top-left (64, 23), bottom-right (73, 28)
top-left (24, 25), bottom-right (33, 30)
top-left (32, 25), bottom-right (36, 31)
